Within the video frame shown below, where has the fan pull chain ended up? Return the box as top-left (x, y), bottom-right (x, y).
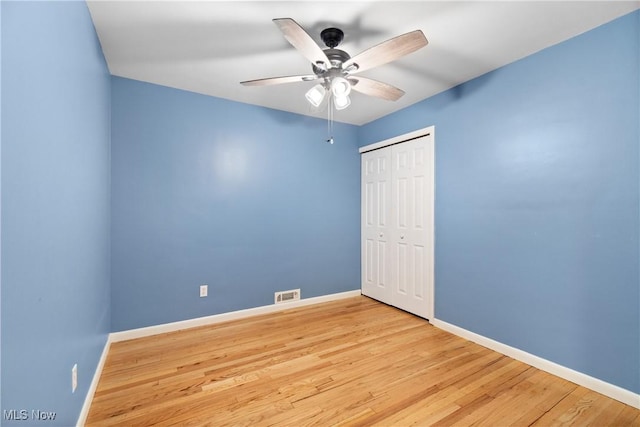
top-left (327, 93), bottom-right (334, 144)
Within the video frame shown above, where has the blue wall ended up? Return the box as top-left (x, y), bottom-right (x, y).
top-left (110, 77), bottom-right (360, 331)
top-left (1, 2), bottom-right (111, 425)
top-left (0, 0), bottom-right (3, 413)
top-left (360, 11), bottom-right (640, 394)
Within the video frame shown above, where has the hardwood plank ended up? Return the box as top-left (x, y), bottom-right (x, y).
top-left (86, 296), bottom-right (640, 426)
top-left (532, 387), bottom-right (640, 427)
top-left (373, 359), bottom-right (534, 426)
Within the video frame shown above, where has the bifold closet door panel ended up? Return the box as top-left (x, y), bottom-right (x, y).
top-left (390, 138), bottom-right (430, 318)
top-left (361, 147), bottom-right (392, 303)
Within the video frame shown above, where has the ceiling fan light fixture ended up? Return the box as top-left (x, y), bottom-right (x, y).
top-left (305, 84), bottom-right (326, 107)
top-left (331, 77), bottom-right (351, 98)
top-left (334, 94), bottom-right (351, 110)
top-left (243, 19), bottom-right (429, 142)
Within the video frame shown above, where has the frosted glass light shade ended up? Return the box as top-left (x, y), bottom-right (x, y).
top-left (331, 77), bottom-right (351, 97)
top-left (334, 95), bottom-right (351, 110)
top-left (305, 84), bottom-right (326, 107)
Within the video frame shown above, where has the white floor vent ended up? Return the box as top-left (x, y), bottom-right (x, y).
top-left (275, 289), bottom-right (300, 304)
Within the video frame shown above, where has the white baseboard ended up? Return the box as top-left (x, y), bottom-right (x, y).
top-left (76, 335), bottom-right (112, 427)
top-left (110, 289), bottom-right (362, 343)
top-left (431, 318), bottom-right (640, 409)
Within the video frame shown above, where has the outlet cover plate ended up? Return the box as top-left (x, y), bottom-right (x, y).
top-left (200, 285), bottom-right (208, 298)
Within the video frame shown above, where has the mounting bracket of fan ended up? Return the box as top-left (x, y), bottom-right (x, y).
top-left (320, 28), bottom-right (344, 48)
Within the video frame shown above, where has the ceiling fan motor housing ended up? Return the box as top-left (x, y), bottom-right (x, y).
top-left (312, 48), bottom-right (351, 75)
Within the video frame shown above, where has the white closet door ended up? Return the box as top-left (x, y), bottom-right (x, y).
top-left (361, 148), bottom-right (392, 303)
top-left (390, 137), bottom-right (432, 318)
top-left (361, 129), bottom-right (434, 320)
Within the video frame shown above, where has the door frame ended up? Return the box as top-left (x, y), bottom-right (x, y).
top-left (360, 125), bottom-right (435, 320)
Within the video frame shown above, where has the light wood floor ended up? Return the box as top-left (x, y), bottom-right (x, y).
top-left (86, 296), bottom-right (639, 426)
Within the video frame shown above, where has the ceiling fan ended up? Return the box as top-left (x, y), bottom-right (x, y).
top-left (240, 18), bottom-right (428, 112)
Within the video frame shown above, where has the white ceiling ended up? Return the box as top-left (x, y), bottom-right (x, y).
top-left (87, 1), bottom-right (639, 125)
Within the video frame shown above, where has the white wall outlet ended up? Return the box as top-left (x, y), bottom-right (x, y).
top-left (199, 284), bottom-right (208, 298)
top-left (72, 364), bottom-right (78, 393)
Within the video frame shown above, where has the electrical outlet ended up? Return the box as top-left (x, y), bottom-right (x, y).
top-left (72, 364), bottom-right (78, 393)
top-left (199, 284), bottom-right (208, 298)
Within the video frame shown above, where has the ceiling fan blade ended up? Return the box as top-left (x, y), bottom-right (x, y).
top-left (348, 77), bottom-right (405, 101)
top-left (273, 18), bottom-right (331, 69)
top-left (343, 30), bottom-right (428, 74)
top-left (241, 74), bottom-right (318, 86)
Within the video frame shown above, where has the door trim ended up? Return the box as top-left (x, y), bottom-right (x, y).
top-left (360, 126), bottom-right (435, 320)
top-left (359, 125), bottom-right (434, 154)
